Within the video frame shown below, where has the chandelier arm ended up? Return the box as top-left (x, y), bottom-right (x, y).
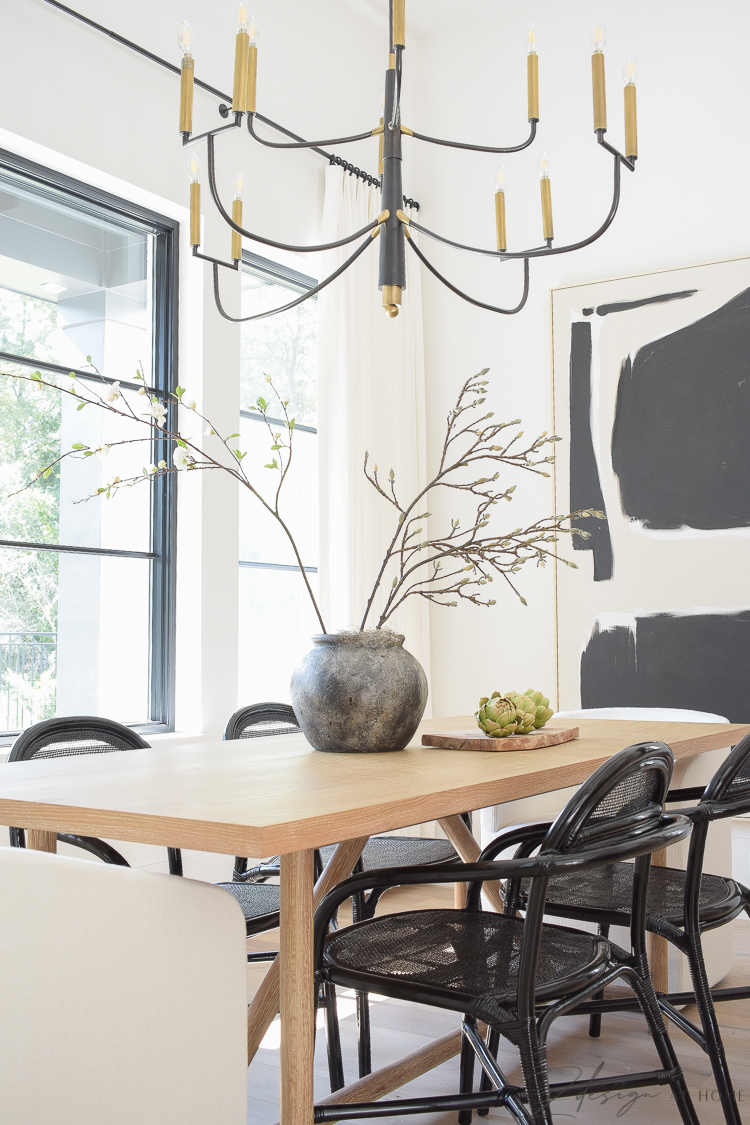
top-left (212, 234), bottom-right (376, 324)
top-left (409, 155), bottom-right (622, 261)
top-left (206, 135), bottom-right (377, 252)
top-left (407, 238), bottom-right (530, 315)
top-left (246, 113), bottom-right (374, 150)
top-left (410, 119), bottom-right (537, 154)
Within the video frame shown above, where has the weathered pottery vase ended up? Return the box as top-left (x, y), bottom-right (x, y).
top-left (290, 631), bottom-right (428, 753)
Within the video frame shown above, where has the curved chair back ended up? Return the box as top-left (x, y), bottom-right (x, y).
top-left (9, 715), bottom-right (149, 763)
top-left (0, 845), bottom-right (248, 1124)
top-left (7, 717), bottom-right (179, 870)
top-left (702, 729), bottom-right (750, 808)
top-left (224, 702), bottom-right (300, 741)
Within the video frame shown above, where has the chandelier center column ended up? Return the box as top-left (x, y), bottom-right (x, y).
top-left (379, 65), bottom-right (405, 317)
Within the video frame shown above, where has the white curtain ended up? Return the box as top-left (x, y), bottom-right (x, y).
top-left (317, 165), bottom-right (431, 706)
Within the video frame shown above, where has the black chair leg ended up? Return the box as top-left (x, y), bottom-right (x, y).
top-left (352, 882), bottom-right (373, 1078)
top-left (356, 989), bottom-right (372, 1078)
top-left (458, 1016), bottom-right (478, 1125)
top-left (476, 1025), bottom-right (500, 1116)
top-left (588, 922), bottom-right (610, 1038)
top-left (685, 934), bottom-right (742, 1125)
top-left (168, 847), bottom-right (183, 876)
top-left (321, 982), bottom-right (345, 1092)
top-left (630, 965), bottom-right (700, 1125)
top-left (517, 1015), bottom-right (553, 1125)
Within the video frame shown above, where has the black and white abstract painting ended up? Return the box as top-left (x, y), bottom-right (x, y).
top-left (552, 257), bottom-right (750, 723)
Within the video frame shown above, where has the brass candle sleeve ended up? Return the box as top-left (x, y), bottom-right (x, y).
top-left (624, 83), bottom-right (638, 158)
top-left (540, 177), bottom-right (553, 241)
top-left (392, 0), bottom-right (405, 47)
top-left (495, 192), bottom-right (506, 252)
top-left (248, 43), bottom-right (257, 113)
top-left (232, 31), bottom-right (250, 112)
top-left (190, 182), bottom-right (201, 246)
top-left (527, 53), bottom-right (539, 121)
top-left (179, 55), bottom-right (194, 134)
top-left (232, 199), bottom-right (243, 260)
top-left (592, 51), bottom-right (607, 132)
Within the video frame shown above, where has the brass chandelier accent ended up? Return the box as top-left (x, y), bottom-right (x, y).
top-left (178, 3), bottom-right (639, 323)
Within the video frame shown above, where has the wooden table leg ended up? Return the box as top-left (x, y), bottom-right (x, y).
top-left (280, 849), bottom-right (315, 1125)
top-left (27, 830), bottom-right (57, 853)
top-left (247, 836), bottom-right (369, 1064)
top-left (647, 848), bottom-right (669, 992)
top-left (438, 814), bottom-right (504, 913)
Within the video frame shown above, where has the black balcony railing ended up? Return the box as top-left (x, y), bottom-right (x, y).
top-left (0, 632), bottom-right (57, 733)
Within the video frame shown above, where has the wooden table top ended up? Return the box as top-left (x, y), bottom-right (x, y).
top-left (0, 717), bottom-right (745, 857)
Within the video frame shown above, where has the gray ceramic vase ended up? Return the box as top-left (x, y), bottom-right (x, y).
top-left (290, 631), bottom-right (428, 753)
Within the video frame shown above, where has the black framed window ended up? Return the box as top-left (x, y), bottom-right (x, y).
top-left (0, 150), bottom-right (177, 740)
top-left (238, 250), bottom-right (319, 702)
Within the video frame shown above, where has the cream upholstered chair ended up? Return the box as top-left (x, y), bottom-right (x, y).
top-left (479, 706), bottom-right (733, 991)
top-left (0, 846), bottom-right (248, 1125)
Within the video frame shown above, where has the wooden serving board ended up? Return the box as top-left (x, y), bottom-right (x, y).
top-left (421, 725), bottom-right (579, 752)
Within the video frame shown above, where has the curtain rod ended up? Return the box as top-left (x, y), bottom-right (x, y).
top-left (39, 0), bottom-right (419, 202)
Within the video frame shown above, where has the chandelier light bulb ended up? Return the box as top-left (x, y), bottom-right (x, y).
top-left (526, 24), bottom-right (537, 55)
top-left (236, 4), bottom-right (250, 33)
top-left (537, 152), bottom-right (551, 180)
top-left (590, 21), bottom-right (607, 54)
top-left (177, 21), bottom-right (193, 57)
top-left (233, 172), bottom-right (246, 200)
top-left (494, 164), bottom-right (506, 194)
top-left (248, 15), bottom-right (259, 45)
top-left (187, 152), bottom-right (201, 183)
top-left (622, 52), bottom-right (640, 85)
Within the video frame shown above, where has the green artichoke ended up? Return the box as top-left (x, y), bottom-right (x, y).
top-left (506, 691), bottom-right (537, 734)
top-left (523, 688), bottom-right (554, 729)
top-left (476, 692), bottom-right (519, 738)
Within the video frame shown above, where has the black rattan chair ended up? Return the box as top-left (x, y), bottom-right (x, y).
top-left (223, 701), bottom-right (466, 1078)
top-left (8, 716), bottom-right (182, 876)
top-left (505, 728), bottom-right (750, 1125)
top-left (312, 741), bottom-right (699, 1125)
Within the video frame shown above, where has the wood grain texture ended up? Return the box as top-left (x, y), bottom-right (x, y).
top-left (316, 1022), bottom-right (487, 1113)
top-left (438, 814), bottom-right (505, 913)
top-left (0, 719), bottom-right (743, 857)
top-left (246, 836), bottom-right (369, 1064)
top-left (27, 830), bottom-right (56, 852)
top-left (423, 725), bottom-right (579, 752)
top-left (280, 850), bottom-right (314, 1125)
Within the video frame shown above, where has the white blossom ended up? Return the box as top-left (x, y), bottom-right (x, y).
top-left (147, 399), bottom-right (167, 427)
top-left (67, 378), bottom-right (78, 395)
top-left (186, 399), bottom-right (196, 410)
top-left (104, 381), bottom-right (122, 403)
top-left (205, 425), bottom-right (215, 436)
top-left (95, 445), bottom-right (110, 459)
top-left (173, 446), bottom-right (193, 470)
top-left (157, 459), bottom-right (167, 469)
top-left (138, 386), bottom-right (147, 396)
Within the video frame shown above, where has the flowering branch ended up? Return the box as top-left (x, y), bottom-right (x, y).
top-left (1, 363), bottom-right (327, 633)
top-left (359, 368), bottom-right (601, 630)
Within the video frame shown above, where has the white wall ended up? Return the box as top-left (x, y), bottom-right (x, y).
top-left (0, 0), bottom-right (385, 733)
top-left (405, 0), bottom-right (750, 716)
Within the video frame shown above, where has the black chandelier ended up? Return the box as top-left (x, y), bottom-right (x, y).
top-left (178, 2), bottom-right (639, 324)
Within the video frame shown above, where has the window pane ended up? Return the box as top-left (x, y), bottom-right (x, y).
top-left (238, 419), bottom-right (318, 567)
top-left (238, 567), bottom-right (320, 703)
top-left (0, 363), bottom-right (152, 553)
top-left (0, 174), bottom-right (154, 382)
top-left (240, 275), bottom-right (317, 427)
top-left (0, 547), bottom-right (151, 730)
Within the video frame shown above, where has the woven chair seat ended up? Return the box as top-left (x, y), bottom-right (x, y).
top-left (215, 880), bottom-right (281, 923)
top-left (320, 836), bottom-right (457, 871)
top-left (534, 862), bottom-right (742, 928)
top-left (323, 908), bottom-right (608, 1023)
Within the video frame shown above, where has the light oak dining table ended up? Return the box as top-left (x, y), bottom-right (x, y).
top-left (0, 714), bottom-right (747, 1125)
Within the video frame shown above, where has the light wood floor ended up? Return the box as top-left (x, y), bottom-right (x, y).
top-left (246, 883), bottom-right (750, 1125)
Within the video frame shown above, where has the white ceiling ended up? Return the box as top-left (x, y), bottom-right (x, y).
top-left (342, 0), bottom-right (502, 42)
